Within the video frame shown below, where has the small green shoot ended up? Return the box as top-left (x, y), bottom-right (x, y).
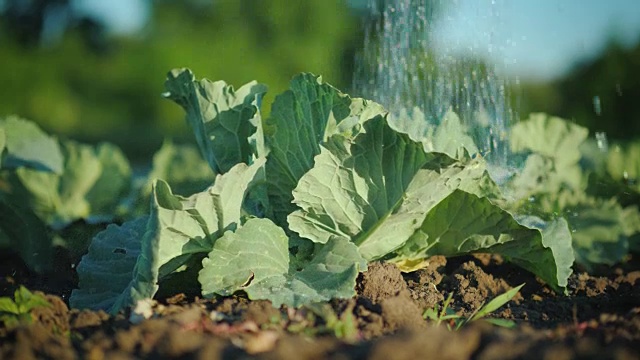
top-left (423, 292), bottom-right (459, 327)
top-left (423, 283), bottom-right (524, 330)
top-left (0, 286), bottom-right (51, 328)
top-left (302, 303), bottom-right (359, 342)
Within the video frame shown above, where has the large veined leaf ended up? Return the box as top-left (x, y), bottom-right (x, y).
top-left (504, 115), bottom-right (639, 270)
top-left (510, 113), bottom-right (589, 167)
top-left (3, 140), bottom-right (130, 229)
top-left (288, 115), bottom-right (494, 259)
top-left (0, 199), bottom-right (53, 274)
top-left (0, 116), bottom-right (63, 174)
top-left (70, 216), bottom-right (149, 312)
top-left (265, 73), bottom-right (386, 224)
top-left (133, 140), bottom-right (215, 215)
top-left (84, 143), bottom-right (132, 221)
top-left (504, 153), bottom-right (581, 204)
top-left (0, 120), bottom-right (131, 273)
top-left (163, 68), bottom-right (268, 174)
top-left (624, 206), bottom-right (640, 254)
top-left (623, 206), bottom-right (640, 238)
top-left (565, 197), bottom-right (633, 268)
top-left (390, 191), bottom-right (573, 292)
top-left (0, 128), bottom-right (5, 168)
top-left (70, 160), bottom-right (265, 313)
top-left (146, 140), bottom-right (214, 196)
top-left (386, 107), bottom-right (433, 147)
top-left (389, 107), bottom-right (479, 158)
top-left (6, 141), bottom-right (99, 228)
top-left (146, 158), bottom-right (266, 295)
top-left (288, 115), bottom-right (572, 291)
top-left (199, 218), bottom-right (366, 308)
top-left (509, 114), bottom-right (589, 193)
top-left (429, 110), bottom-right (479, 157)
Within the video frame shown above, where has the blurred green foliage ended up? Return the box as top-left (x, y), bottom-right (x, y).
top-left (516, 37), bottom-right (640, 140)
top-left (1, 0), bottom-right (638, 166)
top-left (0, 0), bottom-right (360, 163)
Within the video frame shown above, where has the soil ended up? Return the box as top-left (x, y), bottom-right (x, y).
top-left (1, 249), bottom-right (638, 360)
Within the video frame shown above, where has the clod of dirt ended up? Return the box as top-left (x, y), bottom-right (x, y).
top-left (475, 320), bottom-right (640, 360)
top-left (263, 335), bottom-right (357, 360)
top-left (621, 271), bottom-right (640, 285)
top-left (365, 326), bottom-right (480, 360)
top-left (356, 262), bottom-right (426, 337)
top-left (356, 262), bottom-right (407, 304)
top-left (379, 294), bottom-right (426, 330)
top-left (409, 255), bottom-right (447, 286)
top-left (69, 309), bottom-right (109, 330)
top-left (442, 260), bottom-right (522, 315)
top-left (152, 326), bottom-right (206, 358)
top-left (244, 330), bottom-right (280, 354)
top-left (404, 255), bottom-right (447, 310)
top-left (573, 272), bottom-right (614, 296)
top-left (166, 306), bottom-right (204, 326)
top-left (2, 323), bottom-right (75, 360)
top-left (242, 300), bottom-right (281, 327)
top-left (31, 293), bottom-right (70, 335)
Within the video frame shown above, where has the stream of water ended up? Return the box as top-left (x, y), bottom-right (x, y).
top-left (352, 0), bottom-right (516, 169)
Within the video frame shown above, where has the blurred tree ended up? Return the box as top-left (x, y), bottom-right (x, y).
top-left (2, 0), bottom-right (69, 46)
top-left (0, 0), bottom-right (361, 163)
top-left (516, 37), bottom-right (640, 140)
top-left (1, 0), bottom-right (108, 51)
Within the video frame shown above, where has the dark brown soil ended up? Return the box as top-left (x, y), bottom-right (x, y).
top-left (1, 252), bottom-right (638, 360)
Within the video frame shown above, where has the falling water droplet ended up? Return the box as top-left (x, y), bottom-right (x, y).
top-left (595, 132), bottom-right (608, 152)
top-left (352, 0), bottom-right (513, 167)
top-left (593, 96), bottom-right (602, 116)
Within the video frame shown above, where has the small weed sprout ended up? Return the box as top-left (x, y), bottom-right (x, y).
top-left (423, 283), bottom-right (524, 331)
top-left (0, 286), bottom-right (51, 328)
top-left (301, 303), bottom-right (360, 342)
